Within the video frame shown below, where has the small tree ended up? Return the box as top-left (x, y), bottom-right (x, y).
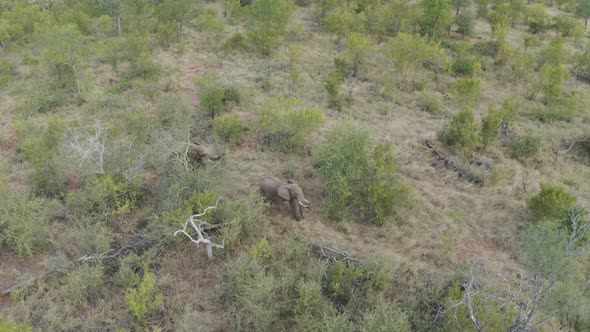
top-left (247, 0), bottom-right (293, 55)
top-left (480, 106), bottom-right (503, 150)
top-left (43, 24), bottom-right (90, 96)
top-left (577, 0), bottom-right (590, 28)
top-left (420, 0), bottom-right (453, 39)
top-left (528, 184), bottom-right (576, 222)
top-left (125, 270), bottom-right (164, 328)
top-left (540, 64), bottom-right (569, 104)
top-left (441, 108), bottom-right (479, 154)
top-left (345, 32), bottom-right (371, 78)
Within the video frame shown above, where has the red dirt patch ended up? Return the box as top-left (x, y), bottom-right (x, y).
top-left (1, 126), bottom-right (16, 153)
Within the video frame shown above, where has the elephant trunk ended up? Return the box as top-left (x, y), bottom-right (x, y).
top-left (207, 153), bottom-right (225, 162)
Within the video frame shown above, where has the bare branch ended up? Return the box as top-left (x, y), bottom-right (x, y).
top-left (173, 197), bottom-right (224, 259)
top-left (67, 121), bottom-right (108, 174)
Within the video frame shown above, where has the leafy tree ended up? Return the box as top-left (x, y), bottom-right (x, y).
top-left (154, 0), bottom-right (195, 47)
top-left (453, 77), bottom-right (481, 107)
top-left (577, 0), bottom-right (590, 28)
top-left (43, 24), bottom-right (90, 96)
top-left (540, 64), bottom-right (569, 104)
top-left (384, 33), bottom-right (449, 86)
top-left (125, 270), bottom-right (163, 328)
top-left (0, 192), bottom-right (49, 256)
top-left (480, 106), bottom-right (503, 149)
top-left (538, 36), bottom-right (567, 67)
top-left (420, 0), bottom-right (453, 39)
top-left (455, 11), bottom-right (475, 37)
top-left (527, 5), bottom-right (552, 34)
top-left (452, 0), bottom-right (471, 15)
top-left (247, 0), bottom-right (293, 55)
top-left (528, 184), bottom-right (576, 222)
top-left (345, 32), bottom-right (371, 78)
top-left (441, 108), bottom-right (479, 154)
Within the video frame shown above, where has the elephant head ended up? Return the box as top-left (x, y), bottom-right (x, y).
top-left (259, 177), bottom-right (311, 221)
top-left (189, 142), bottom-right (224, 163)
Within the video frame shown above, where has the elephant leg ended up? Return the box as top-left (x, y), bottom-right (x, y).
top-left (290, 199), bottom-right (302, 221)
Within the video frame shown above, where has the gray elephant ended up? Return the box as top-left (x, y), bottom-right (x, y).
top-left (189, 142), bottom-right (224, 164)
top-left (259, 177), bottom-right (311, 221)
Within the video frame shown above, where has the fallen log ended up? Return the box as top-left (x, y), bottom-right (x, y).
top-left (310, 243), bottom-right (365, 266)
top-left (425, 140), bottom-right (485, 185)
top-left (564, 139), bottom-right (590, 154)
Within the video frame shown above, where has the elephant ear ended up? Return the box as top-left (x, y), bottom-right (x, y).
top-left (277, 185), bottom-right (291, 200)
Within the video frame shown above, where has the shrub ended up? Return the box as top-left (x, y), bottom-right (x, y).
top-left (508, 134), bottom-right (541, 160)
top-left (125, 270), bottom-right (163, 328)
top-left (441, 109), bottom-right (479, 154)
top-left (214, 114), bottom-right (248, 144)
top-left (574, 47), bottom-right (590, 83)
top-left (323, 260), bottom-right (365, 307)
top-left (480, 106), bottom-right (503, 149)
top-left (66, 174), bottom-right (141, 219)
top-left (325, 69), bottom-right (345, 110)
top-left (314, 123), bottom-right (412, 223)
top-left (223, 33), bottom-right (250, 52)
top-left (345, 32), bottom-right (371, 77)
top-left (26, 94), bottom-right (63, 114)
top-left (247, 0), bottom-right (293, 55)
top-left (0, 192), bottom-right (48, 256)
top-left (526, 5), bottom-right (551, 34)
top-left (194, 8), bottom-right (224, 33)
top-left (540, 64), bottom-right (569, 105)
top-left (248, 239), bottom-right (273, 261)
top-left (528, 184), bottom-right (576, 222)
top-left (452, 57), bottom-right (479, 76)
top-left (455, 11), bottom-right (475, 37)
top-left (199, 76), bottom-right (226, 118)
top-left (553, 14), bottom-right (584, 39)
top-left (361, 299), bottom-right (412, 332)
top-left (259, 98), bottom-right (324, 152)
top-left (0, 318), bottom-right (32, 332)
top-left (453, 77), bottom-right (480, 107)
top-left (0, 59), bottom-right (16, 88)
top-left (538, 36), bottom-right (566, 68)
top-left (417, 92), bottom-right (444, 114)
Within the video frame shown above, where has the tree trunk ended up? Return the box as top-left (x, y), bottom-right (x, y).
top-left (115, 14), bottom-right (121, 36)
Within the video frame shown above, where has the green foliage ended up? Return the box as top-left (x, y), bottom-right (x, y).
top-left (508, 134), bottom-right (541, 160)
top-left (417, 92), bottom-right (444, 114)
top-left (247, 0), bottom-right (293, 55)
top-left (0, 59), bottom-right (16, 88)
top-left (364, 144), bottom-right (413, 225)
top-left (385, 33), bottom-right (449, 86)
top-left (26, 94), bottom-right (63, 114)
top-left (66, 174), bottom-right (141, 219)
top-left (345, 32), bottom-right (371, 77)
top-left (213, 114), bottom-right (248, 144)
top-left (0, 319), bottom-right (32, 332)
top-left (420, 0), bottom-right (453, 39)
top-left (540, 64), bottom-right (569, 104)
top-left (220, 256), bottom-right (281, 331)
top-left (223, 33), bottom-right (250, 52)
top-left (453, 77), bottom-right (480, 107)
top-left (161, 190), bottom-right (219, 228)
top-left (62, 264), bottom-right (105, 307)
top-left (314, 123), bottom-right (412, 223)
top-left (361, 299), bottom-right (412, 332)
top-left (259, 98), bottom-right (325, 152)
top-left (528, 184), bottom-right (576, 222)
top-left (553, 14), bottom-right (585, 40)
top-left (321, 3), bottom-right (365, 40)
top-left (194, 8), bottom-right (225, 34)
top-left (125, 270), bottom-right (163, 328)
top-left (538, 36), bottom-right (567, 68)
top-left (574, 45), bottom-right (590, 83)
top-left (198, 76), bottom-right (226, 118)
top-left (526, 5), bottom-right (552, 34)
top-left (323, 260), bottom-right (365, 306)
top-left (325, 66), bottom-right (345, 110)
top-left (43, 24), bottom-right (90, 96)
top-left (480, 106), bottom-right (503, 149)
top-left (455, 11), bottom-right (475, 37)
top-left (0, 192), bottom-right (48, 256)
top-left (441, 108), bottom-right (479, 154)
top-left (248, 239), bottom-right (273, 261)
top-left (452, 57), bottom-right (479, 76)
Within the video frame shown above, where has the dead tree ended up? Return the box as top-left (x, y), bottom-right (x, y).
top-left (174, 197), bottom-right (225, 259)
top-left (67, 121), bottom-right (108, 175)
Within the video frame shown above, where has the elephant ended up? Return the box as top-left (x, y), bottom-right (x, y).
top-left (259, 177), bottom-right (311, 221)
top-left (188, 142), bottom-right (224, 164)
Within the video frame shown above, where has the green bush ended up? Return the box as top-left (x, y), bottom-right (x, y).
top-left (259, 98), bottom-right (324, 152)
top-left (213, 114), bottom-right (248, 144)
top-left (453, 77), bottom-right (480, 107)
top-left (480, 106), bottom-right (503, 149)
top-left (528, 184), bottom-right (576, 222)
top-left (314, 123), bottom-right (412, 223)
top-left (417, 92), bottom-right (444, 114)
top-left (507, 135), bottom-right (540, 160)
top-left (0, 59), bottom-right (16, 88)
top-left (223, 33), bottom-right (250, 52)
top-left (247, 0), bottom-right (293, 55)
top-left (194, 8), bottom-right (224, 33)
top-left (125, 270), bottom-right (163, 328)
top-left (66, 174), bottom-right (141, 219)
top-left (441, 109), bottom-right (479, 154)
top-left (0, 192), bottom-right (48, 256)
top-left (0, 318), bottom-right (32, 332)
top-left (455, 11), bottom-right (475, 37)
top-left (325, 69), bottom-right (345, 110)
top-left (452, 57), bottom-right (478, 76)
top-left (361, 299), bottom-right (412, 332)
top-left (26, 94), bottom-right (63, 114)
top-left (526, 5), bottom-right (551, 34)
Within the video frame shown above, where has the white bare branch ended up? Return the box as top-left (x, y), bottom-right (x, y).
top-left (67, 121), bottom-right (108, 174)
top-left (173, 197), bottom-right (224, 259)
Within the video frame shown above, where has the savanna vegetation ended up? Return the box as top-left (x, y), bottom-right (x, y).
top-left (1, 0), bottom-right (590, 331)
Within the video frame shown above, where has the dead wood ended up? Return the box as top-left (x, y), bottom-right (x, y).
top-left (425, 140), bottom-right (485, 185)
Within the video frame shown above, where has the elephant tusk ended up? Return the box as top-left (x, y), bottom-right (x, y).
top-left (298, 201), bottom-right (309, 208)
top-left (303, 199), bottom-right (310, 204)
